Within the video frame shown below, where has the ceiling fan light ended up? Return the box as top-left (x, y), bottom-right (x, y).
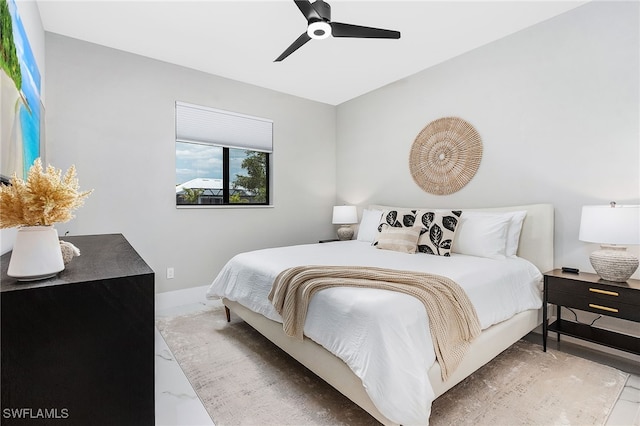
top-left (307, 21), bottom-right (331, 40)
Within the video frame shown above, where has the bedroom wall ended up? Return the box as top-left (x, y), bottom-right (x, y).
top-left (336, 1), bottom-right (639, 279)
top-left (0, 0), bottom-right (45, 254)
top-left (44, 34), bottom-right (336, 293)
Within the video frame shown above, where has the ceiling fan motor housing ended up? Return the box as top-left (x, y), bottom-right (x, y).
top-left (307, 0), bottom-right (332, 39)
top-left (311, 0), bottom-right (331, 22)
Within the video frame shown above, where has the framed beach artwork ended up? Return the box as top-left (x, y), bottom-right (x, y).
top-left (1, 0), bottom-right (42, 184)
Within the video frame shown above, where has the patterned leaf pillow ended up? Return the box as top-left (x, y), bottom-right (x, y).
top-left (416, 210), bottom-right (462, 256)
top-left (378, 209), bottom-right (417, 229)
top-left (373, 209), bottom-right (418, 248)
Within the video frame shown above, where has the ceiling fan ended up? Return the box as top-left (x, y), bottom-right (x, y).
top-left (275, 0), bottom-right (401, 62)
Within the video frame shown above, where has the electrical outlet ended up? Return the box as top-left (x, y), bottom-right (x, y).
top-left (166, 267), bottom-right (175, 279)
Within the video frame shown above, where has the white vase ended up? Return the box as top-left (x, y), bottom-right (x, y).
top-left (7, 226), bottom-right (65, 281)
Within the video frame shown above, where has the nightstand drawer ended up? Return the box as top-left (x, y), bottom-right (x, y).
top-left (547, 278), bottom-right (640, 322)
top-left (547, 277), bottom-right (638, 298)
top-left (550, 292), bottom-right (640, 321)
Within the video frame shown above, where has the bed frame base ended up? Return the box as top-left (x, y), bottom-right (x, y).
top-left (223, 298), bottom-right (541, 426)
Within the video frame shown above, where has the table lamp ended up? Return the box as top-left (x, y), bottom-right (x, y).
top-left (332, 206), bottom-right (358, 241)
top-left (579, 202), bottom-right (640, 282)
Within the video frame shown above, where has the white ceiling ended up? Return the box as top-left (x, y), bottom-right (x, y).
top-left (36, 0), bottom-right (588, 105)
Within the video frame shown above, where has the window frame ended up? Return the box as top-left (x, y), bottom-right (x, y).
top-left (175, 102), bottom-right (273, 208)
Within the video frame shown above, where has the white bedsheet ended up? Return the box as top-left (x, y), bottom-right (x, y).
top-left (206, 240), bottom-right (543, 425)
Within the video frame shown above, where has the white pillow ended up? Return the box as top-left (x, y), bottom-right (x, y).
top-left (453, 210), bottom-right (527, 258)
top-left (505, 211), bottom-right (527, 257)
top-left (452, 213), bottom-right (512, 259)
top-left (356, 209), bottom-right (384, 242)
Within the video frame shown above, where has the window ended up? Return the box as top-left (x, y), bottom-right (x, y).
top-left (175, 102), bottom-right (272, 206)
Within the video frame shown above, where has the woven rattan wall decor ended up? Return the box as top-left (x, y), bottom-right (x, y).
top-left (409, 117), bottom-right (483, 195)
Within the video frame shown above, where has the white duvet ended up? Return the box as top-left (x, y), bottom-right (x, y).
top-left (206, 240), bottom-right (543, 425)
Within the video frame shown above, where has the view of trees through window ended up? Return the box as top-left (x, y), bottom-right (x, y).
top-left (230, 150), bottom-right (268, 203)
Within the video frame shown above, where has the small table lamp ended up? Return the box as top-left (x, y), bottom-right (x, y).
top-left (579, 202), bottom-right (640, 282)
top-left (332, 206), bottom-right (358, 241)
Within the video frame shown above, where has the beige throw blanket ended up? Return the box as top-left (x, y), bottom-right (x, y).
top-left (268, 265), bottom-right (482, 381)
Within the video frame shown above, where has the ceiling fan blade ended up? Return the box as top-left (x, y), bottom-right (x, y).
top-left (274, 32), bottom-right (312, 62)
top-left (294, 0), bottom-right (321, 21)
top-left (331, 22), bottom-right (401, 39)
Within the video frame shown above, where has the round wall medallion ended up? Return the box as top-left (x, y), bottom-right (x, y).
top-left (409, 117), bottom-right (483, 195)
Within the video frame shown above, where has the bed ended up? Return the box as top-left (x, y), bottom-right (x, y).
top-left (206, 204), bottom-right (554, 425)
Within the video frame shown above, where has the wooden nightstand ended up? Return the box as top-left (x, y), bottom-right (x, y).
top-left (543, 269), bottom-right (640, 355)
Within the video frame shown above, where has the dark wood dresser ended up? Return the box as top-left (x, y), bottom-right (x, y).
top-left (1, 234), bottom-right (155, 425)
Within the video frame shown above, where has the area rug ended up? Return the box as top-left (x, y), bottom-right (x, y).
top-left (156, 305), bottom-right (629, 426)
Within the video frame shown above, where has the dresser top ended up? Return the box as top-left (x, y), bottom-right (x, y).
top-left (1, 233), bottom-right (154, 292)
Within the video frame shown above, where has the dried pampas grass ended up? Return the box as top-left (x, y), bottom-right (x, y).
top-left (0, 159), bottom-right (93, 228)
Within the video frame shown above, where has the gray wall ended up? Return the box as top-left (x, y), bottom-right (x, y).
top-left (336, 1), bottom-right (639, 279)
top-left (7, 1), bottom-right (639, 295)
top-left (45, 34), bottom-right (336, 293)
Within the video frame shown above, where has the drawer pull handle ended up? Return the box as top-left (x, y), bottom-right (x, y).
top-left (589, 288), bottom-right (618, 297)
top-left (589, 303), bottom-right (618, 313)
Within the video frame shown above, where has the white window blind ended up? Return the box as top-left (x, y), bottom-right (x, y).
top-left (176, 101), bottom-right (273, 153)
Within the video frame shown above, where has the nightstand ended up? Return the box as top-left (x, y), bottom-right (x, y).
top-left (543, 269), bottom-right (640, 355)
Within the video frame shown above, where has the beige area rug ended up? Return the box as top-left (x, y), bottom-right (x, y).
top-left (156, 305), bottom-right (629, 426)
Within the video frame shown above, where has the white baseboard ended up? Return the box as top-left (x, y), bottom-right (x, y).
top-left (155, 285), bottom-right (215, 312)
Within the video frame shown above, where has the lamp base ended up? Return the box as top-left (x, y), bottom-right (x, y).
top-left (336, 225), bottom-right (354, 241)
top-left (589, 245), bottom-right (639, 282)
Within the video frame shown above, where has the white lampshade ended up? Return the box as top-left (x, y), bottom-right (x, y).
top-left (332, 206), bottom-right (358, 225)
top-left (579, 203), bottom-right (640, 282)
top-left (579, 204), bottom-right (640, 245)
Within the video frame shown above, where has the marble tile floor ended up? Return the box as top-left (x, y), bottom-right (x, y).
top-left (155, 286), bottom-right (217, 426)
top-left (523, 333), bottom-right (640, 426)
top-left (155, 286), bottom-right (640, 426)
